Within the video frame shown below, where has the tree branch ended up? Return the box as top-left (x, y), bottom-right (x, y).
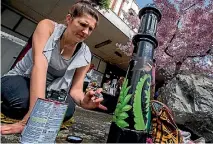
top-left (164, 19), bottom-right (180, 57)
top-left (188, 48), bottom-right (212, 58)
top-left (184, 3), bottom-right (196, 11)
top-left (164, 36), bottom-right (175, 57)
top-left (163, 2), bottom-right (198, 58)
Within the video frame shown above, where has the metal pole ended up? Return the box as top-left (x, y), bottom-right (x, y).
top-left (107, 4), bottom-right (161, 143)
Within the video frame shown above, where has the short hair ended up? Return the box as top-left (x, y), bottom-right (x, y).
top-left (68, 0), bottom-right (99, 26)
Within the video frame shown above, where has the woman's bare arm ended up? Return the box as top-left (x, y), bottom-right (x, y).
top-left (70, 65), bottom-right (90, 106)
top-left (22, 19), bottom-right (54, 122)
top-left (70, 65), bottom-right (106, 110)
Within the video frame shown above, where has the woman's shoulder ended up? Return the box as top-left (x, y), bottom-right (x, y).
top-left (39, 19), bottom-right (68, 40)
top-left (37, 19), bottom-right (56, 34)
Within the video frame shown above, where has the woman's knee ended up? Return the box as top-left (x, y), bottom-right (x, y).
top-left (1, 75), bottom-right (30, 109)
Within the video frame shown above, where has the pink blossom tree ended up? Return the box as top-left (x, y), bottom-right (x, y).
top-left (117, 0), bottom-right (213, 76)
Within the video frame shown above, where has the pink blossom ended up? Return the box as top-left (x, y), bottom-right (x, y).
top-left (116, 0), bottom-right (213, 75)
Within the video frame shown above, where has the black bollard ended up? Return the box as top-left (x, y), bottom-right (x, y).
top-left (107, 4), bottom-right (161, 143)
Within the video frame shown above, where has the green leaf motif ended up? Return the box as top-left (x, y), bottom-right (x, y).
top-left (122, 105), bottom-right (132, 111)
top-left (123, 79), bottom-right (128, 91)
top-left (133, 74), bottom-right (151, 131)
top-left (118, 79), bottom-right (128, 103)
top-left (122, 86), bottom-right (131, 103)
top-left (114, 109), bottom-right (119, 116)
top-left (113, 78), bottom-right (132, 128)
top-left (122, 94), bottom-right (132, 106)
top-left (116, 119), bottom-right (129, 128)
top-left (120, 79), bottom-right (126, 93)
top-left (118, 112), bottom-right (129, 120)
top-left (116, 103), bottom-right (122, 109)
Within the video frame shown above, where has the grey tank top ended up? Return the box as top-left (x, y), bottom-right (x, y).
top-left (4, 22), bottom-right (92, 92)
top-left (46, 38), bottom-right (81, 86)
top-left (46, 42), bottom-right (71, 86)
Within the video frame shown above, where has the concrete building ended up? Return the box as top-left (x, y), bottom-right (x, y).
top-left (1, 0), bottom-right (140, 86)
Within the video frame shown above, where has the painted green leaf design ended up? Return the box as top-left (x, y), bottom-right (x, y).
top-left (114, 108), bottom-right (119, 116)
top-left (116, 119), bottom-right (129, 128)
top-left (123, 79), bottom-right (128, 91)
top-left (122, 86), bottom-right (131, 103)
top-left (122, 94), bottom-right (132, 106)
top-left (118, 78), bottom-right (128, 103)
top-left (122, 105), bottom-right (132, 111)
top-left (116, 103), bottom-right (122, 109)
top-left (133, 75), bottom-right (150, 130)
top-left (120, 79), bottom-right (127, 94)
top-left (113, 78), bottom-right (132, 128)
top-left (118, 112), bottom-right (129, 120)
top-left (118, 92), bottom-right (123, 103)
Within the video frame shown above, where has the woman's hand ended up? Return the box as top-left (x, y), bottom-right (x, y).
top-left (1, 121), bottom-right (26, 135)
top-left (81, 88), bottom-right (107, 110)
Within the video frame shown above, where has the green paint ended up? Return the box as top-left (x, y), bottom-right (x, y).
top-left (133, 74), bottom-right (151, 131)
top-left (113, 79), bottom-right (132, 128)
top-left (113, 74), bottom-right (152, 131)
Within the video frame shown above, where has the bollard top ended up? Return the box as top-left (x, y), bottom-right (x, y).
top-left (139, 3), bottom-right (162, 22)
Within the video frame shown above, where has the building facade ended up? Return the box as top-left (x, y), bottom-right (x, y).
top-left (1, 0), bottom-right (140, 86)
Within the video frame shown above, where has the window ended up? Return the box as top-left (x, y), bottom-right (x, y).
top-left (15, 19), bottom-right (37, 37)
top-left (1, 5), bottom-right (37, 75)
top-left (91, 56), bottom-right (100, 70)
top-left (91, 55), bottom-right (107, 74)
top-left (2, 9), bottom-right (21, 29)
top-left (98, 61), bottom-right (107, 73)
top-left (1, 6), bottom-right (37, 40)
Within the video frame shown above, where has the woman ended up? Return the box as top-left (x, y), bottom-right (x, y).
top-left (1, 0), bottom-right (106, 135)
top-left (102, 79), bottom-right (111, 93)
